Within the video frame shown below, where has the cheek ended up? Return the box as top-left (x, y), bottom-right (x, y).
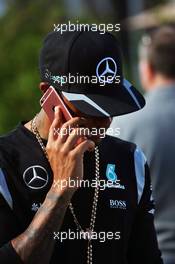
top-left (102, 117), bottom-right (112, 127)
top-left (91, 119), bottom-right (111, 129)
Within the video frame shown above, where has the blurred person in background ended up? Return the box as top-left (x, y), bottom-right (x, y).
top-left (110, 25), bottom-right (175, 264)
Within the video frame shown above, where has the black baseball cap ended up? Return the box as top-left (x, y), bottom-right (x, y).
top-left (39, 30), bottom-right (145, 117)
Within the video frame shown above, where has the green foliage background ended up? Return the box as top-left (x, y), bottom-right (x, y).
top-left (0, 1), bottom-right (66, 134)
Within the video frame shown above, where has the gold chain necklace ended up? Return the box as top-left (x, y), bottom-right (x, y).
top-left (31, 115), bottom-right (100, 264)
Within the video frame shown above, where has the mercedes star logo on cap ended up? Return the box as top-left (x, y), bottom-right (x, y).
top-left (96, 57), bottom-right (117, 84)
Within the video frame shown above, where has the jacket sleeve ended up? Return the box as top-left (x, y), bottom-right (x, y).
top-left (127, 147), bottom-right (163, 264)
top-left (0, 168), bottom-right (23, 263)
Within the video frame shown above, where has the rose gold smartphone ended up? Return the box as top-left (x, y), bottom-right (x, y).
top-left (40, 86), bottom-right (72, 123)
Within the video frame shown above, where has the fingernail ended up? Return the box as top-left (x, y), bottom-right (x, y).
top-left (90, 140), bottom-right (95, 146)
top-left (80, 117), bottom-right (86, 121)
top-left (55, 106), bottom-right (59, 113)
top-left (88, 141), bottom-right (95, 151)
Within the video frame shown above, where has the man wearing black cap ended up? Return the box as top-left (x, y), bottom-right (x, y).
top-left (0, 30), bottom-right (162, 263)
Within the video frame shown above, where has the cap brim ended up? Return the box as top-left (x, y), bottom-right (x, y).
top-left (61, 79), bottom-right (145, 117)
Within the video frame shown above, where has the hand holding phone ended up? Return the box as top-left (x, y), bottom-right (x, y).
top-left (40, 86), bottom-right (92, 146)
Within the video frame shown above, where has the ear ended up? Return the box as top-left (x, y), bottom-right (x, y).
top-left (39, 82), bottom-right (50, 93)
top-left (139, 61), bottom-right (155, 91)
top-left (145, 62), bottom-right (155, 81)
